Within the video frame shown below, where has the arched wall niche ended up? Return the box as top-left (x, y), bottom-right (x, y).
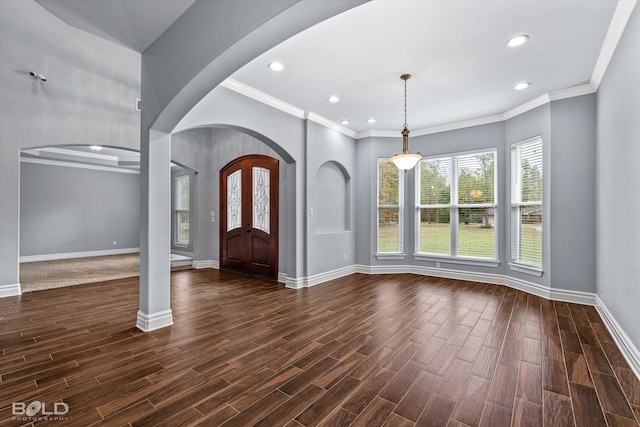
top-left (315, 160), bottom-right (350, 233)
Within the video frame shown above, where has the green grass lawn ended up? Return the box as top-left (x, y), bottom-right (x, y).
top-left (378, 222), bottom-right (542, 263)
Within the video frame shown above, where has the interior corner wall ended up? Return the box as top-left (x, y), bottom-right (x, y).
top-left (20, 163), bottom-right (140, 256)
top-left (305, 121), bottom-right (357, 276)
top-left (0, 0), bottom-right (141, 288)
top-left (549, 94), bottom-right (596, 293)
top-left (596, 5), bottom-right (640, 350)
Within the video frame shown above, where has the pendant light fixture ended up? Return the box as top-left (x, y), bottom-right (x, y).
top-left (390, 73), bottom-right (422, 170)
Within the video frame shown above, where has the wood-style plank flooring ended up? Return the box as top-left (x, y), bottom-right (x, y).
top-left (1, 269), bottom-right (639, 426)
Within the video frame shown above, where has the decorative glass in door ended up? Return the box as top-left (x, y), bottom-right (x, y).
top-left (252, 167), bottom-right (270, 233)
top-left (227, 170), bottom-right (241, 231)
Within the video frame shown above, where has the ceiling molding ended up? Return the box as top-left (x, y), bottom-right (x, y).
top-left (220, 78), bottom-right (305, 119)
top-left (502, 93), bottom-right (551, 121)
top-left (223, 1), bottom-right (633, 141)
top-left (306, 112), bottom-right (358, 138)
top-left (26, 147), bottom-right (120, 162)
top-left (590, 0), bottom-right (638, 89)
top-left (20, 157), bottom-right (140, 174)
top-left (409, 114), bottom-right (506, 138)
top-left (548, 83), bottom-right (597, 102)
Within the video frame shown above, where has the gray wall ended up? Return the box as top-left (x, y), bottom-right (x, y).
top-left (596, 6), bottom-right (640, 349)
top-left (171, 128), bottom-right (212, 259)
top-left (306, 121), bottom-right (357, 276)
top-left (20, 163), bottom-right (140, 256)
top-left (0, 0), bottom-right (140, 287)
top-left (549, 95), bottom-right (597, 292)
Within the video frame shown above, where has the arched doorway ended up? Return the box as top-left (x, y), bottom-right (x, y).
top-left (220, 154), bottom-right (278, 278)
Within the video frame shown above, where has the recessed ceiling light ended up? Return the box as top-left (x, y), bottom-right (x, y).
top-left (90, 145), bottom-right (103, 151)
top-left (367, 118), bottom-right (376, 124)
top-left (268, 62), bottom-right (284, 71)
top-left (340, 120), bottom-right (350, 125)
top-left (327, 95), bottom-right (339, 103)
top-left (514, 82), bottom-right (530, 90)
top-left (507, 35), bottom-right (529, 47)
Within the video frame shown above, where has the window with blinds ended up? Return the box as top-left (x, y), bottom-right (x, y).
top-left (416, 149), bottom-right (497, 259)
top-left (377, 159), bottom-right (404, 253)
top-left (174, 174), bottom-right (190, 246)
top-left (511, 136), bottom-right (542, 266)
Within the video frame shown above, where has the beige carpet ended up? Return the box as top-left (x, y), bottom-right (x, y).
top-left (20, 254), bottom-right (140, 293)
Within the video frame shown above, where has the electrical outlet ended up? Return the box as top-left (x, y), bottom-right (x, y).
top-left (343, 253), bottom-right (347, 260)
top-left (113, 241), bottom-right (117, 246)
top-left (436, 261), bottom-right (440, 268)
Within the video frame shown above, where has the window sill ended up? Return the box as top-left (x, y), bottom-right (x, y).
top-left (413, 253), bottom-right (500, 268)
top-left (376, 253), bottom-right (406, 260)
top-left (508, 262), bottom-right (543, 277)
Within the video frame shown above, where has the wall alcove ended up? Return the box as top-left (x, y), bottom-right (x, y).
top-left (315, 160), bottom-right (350, 234)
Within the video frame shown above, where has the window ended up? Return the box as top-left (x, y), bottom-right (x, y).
top-left (174, 174), bottom-right (190, 246)
top-left (511, 136), bottom-right (542, 268)
top-left (377, 159), bottom-right (404, 254)
top-left (416, 150), bottom-right (497, 261)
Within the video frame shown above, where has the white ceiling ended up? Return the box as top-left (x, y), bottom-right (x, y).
top-left (35, 0), bottom-right (628, 135)
top-left (231, 0), bottom-right (619, 133)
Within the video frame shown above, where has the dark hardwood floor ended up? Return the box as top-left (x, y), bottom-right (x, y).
top-left (1, 269), bottom-right (638, 426)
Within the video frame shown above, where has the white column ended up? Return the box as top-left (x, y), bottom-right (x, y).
top-left (0, 145), bottom-right (22, 297)
top-left (137, 129), bottom-right (173, 331)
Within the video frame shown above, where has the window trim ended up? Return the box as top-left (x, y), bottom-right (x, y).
top-left (376, 158), bottom-right (405, 256)
top-left (510, 135), bottom-right (543, 273)
top-left (171, 169), bottom-right (195, 253)
top-left (415, 148), bottom-right (499, 263)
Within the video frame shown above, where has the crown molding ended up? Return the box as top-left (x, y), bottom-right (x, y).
top-left (590, 0), bottom-right (638, 89)
top-left (20, 157), bottom-right (140, 174)
top-left (306, 112), bottom-right (358, 138)
top-left (220, 78), bottom-right (305, 119)
top-left (548, 83), bottom-right (597, 101)
top-left (409, 114), bottom-right (505, 137)
top-left (224, 1), bottom-right (634, 141)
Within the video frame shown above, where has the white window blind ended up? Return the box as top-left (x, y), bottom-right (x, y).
top-left (174, 174), bottom-right (190, 245)
top-left (377, 159), bottom-right (404, 253)
top-left (417, 158), bottom-right (451, 255)
top-left (417, 150), bottom-right (497, 259)
top-left (511, 136), bottom-right (542, 266)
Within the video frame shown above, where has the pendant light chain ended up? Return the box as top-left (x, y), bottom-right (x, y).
top-left (403, 77), bottom-right (408, 129)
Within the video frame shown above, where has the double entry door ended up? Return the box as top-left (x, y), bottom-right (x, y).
top-left (220, 155), bottom-right (278, 278)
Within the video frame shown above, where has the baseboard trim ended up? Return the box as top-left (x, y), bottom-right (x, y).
top-left (136, 310), bottom-right (173, 332)
top-left (285, 277), bottom-right (305, 289)
top-left (0, 283), bottom-right (22, 297)
top-left (192, 260), bottom-right (220, 269)
top-left (20, 248), bottom-right (140, 263)
top-left (354, 263), bottom-right (596, 307)
top-left (595, 295), bottom-right (640, 380)
top-left (307, 265), bottom-right (357, 287)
